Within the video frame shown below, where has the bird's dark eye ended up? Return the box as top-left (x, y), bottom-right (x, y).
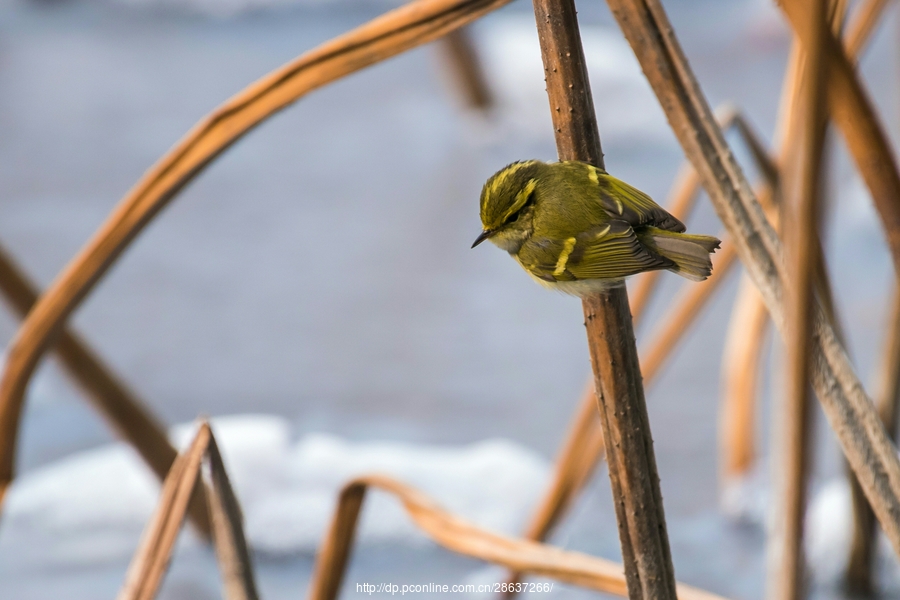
top-left (504, 192), bottom-right (535, 225)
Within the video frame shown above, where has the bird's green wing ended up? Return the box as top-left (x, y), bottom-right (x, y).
top-left (582, 164), bottom-right (685, 232)
top-left (517, 221), bottom-right (673, 282)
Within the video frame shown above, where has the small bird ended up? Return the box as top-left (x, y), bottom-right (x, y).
top-left (472, 160), bottom-right (721, 296)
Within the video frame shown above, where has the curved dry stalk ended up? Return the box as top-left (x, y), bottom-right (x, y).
top-left (0, 0), bottom-right (512, 507)
top-left (0, 244), bottom-right (212, 537)
top-left (839, 0), bottom-right (899, 588)
top-left (720, 274), bottom-right (770, 478)
top-left (606, 0), bottom-right (900, 557)
top-left (308, 475), bottom-right (729, 600)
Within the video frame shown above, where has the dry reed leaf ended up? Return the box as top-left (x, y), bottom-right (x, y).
top-left (308, 475), bottom-right (729, 600)
top-left (0, 0), bottom-right (512, 510)
top-left (604, 0), bottom-right (900, 556)
top-left (206, 432), bottom-right (260, 600)
top-left (118, 423), bottom-right (210, 600)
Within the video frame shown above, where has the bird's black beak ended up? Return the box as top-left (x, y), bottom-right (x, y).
top-left (471, 230), bottom-right (492, 248)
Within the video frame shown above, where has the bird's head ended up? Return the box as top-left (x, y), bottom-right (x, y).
top-left (473, 160), bottom-right (544, 250)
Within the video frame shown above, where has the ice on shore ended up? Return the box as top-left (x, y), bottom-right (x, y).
top-left (805, 478), bottom-right (900, 589)
top-left (1, 414), bottom-right (549, 564)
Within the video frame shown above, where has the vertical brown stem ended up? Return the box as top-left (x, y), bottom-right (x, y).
top-left (437, 28), bottom-right (494, 110)
top-left (837, 0), bottom-right (895, 588)
top-left (847, 284), bottom-right (900, 593)
top-left (531, 0), bottom-right (677, 596)
top-left (605, 0), bottom-right (900, 560)
top-left (206, 433), bottom-right (260, 600)
top-left (308, 482), bottom-right (368, 600)
top-left (118, 423), bottom-right (210, 600)
top-left (769, 0), bottom-right (828, 597)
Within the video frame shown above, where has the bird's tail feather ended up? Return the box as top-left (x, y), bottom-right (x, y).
top-left (638, 227), bottom-right (721, 282)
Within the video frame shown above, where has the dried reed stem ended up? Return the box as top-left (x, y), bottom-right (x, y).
top-left (837, 0), bottom-right (897, 588)
top-left (719, 0), bottom-right (875, 488)
top-left (847, 284), bottom-right (900, 591)
top-left (875, 285), bottom-right (900, 469)
top-left (0, 244), bottom-right (211, 537)
top-left (519, 385), bottom-right (606, 545)
top-left (605, 0), bottom-right (900, 557)
top-left (508, 106), bottom-right (776, 595)
top-left (206, 432), bottom-right (260, 600)
top-left (307, 475), bottom-right (729, 600)
top-left (118, 423), bottom-right (210, 600)
top-left (777, 0), bottom-right (900, 275)
top-left (531, 0), bottom-right (677, 595)
top-left (720, 274), bottom-right (770, 477)
top-left (0, 0), bottom-right (512, 509)
top-left (437, 28), bottom-right (493, 110)
top-left (308, 481), bottom-right (368, 600)
top-left (118, 422), bottom-right (259, 600)
top-left (767, 0), bottom-right (829, 597)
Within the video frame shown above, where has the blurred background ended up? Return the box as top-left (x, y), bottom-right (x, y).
top-left (0, 0), bottom-right (897, 597)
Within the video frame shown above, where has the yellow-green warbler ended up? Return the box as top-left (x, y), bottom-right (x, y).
top-left (472, 160), bottom-right (721, 296)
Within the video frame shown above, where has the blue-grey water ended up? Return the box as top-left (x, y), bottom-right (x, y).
top-left (0, 0), bottom-right (898, 597)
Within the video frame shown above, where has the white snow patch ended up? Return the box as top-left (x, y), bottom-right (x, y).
top-left (805, 478), bottom-right (900, 588)
top-left (1, 414), bottom-right (549, 564)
